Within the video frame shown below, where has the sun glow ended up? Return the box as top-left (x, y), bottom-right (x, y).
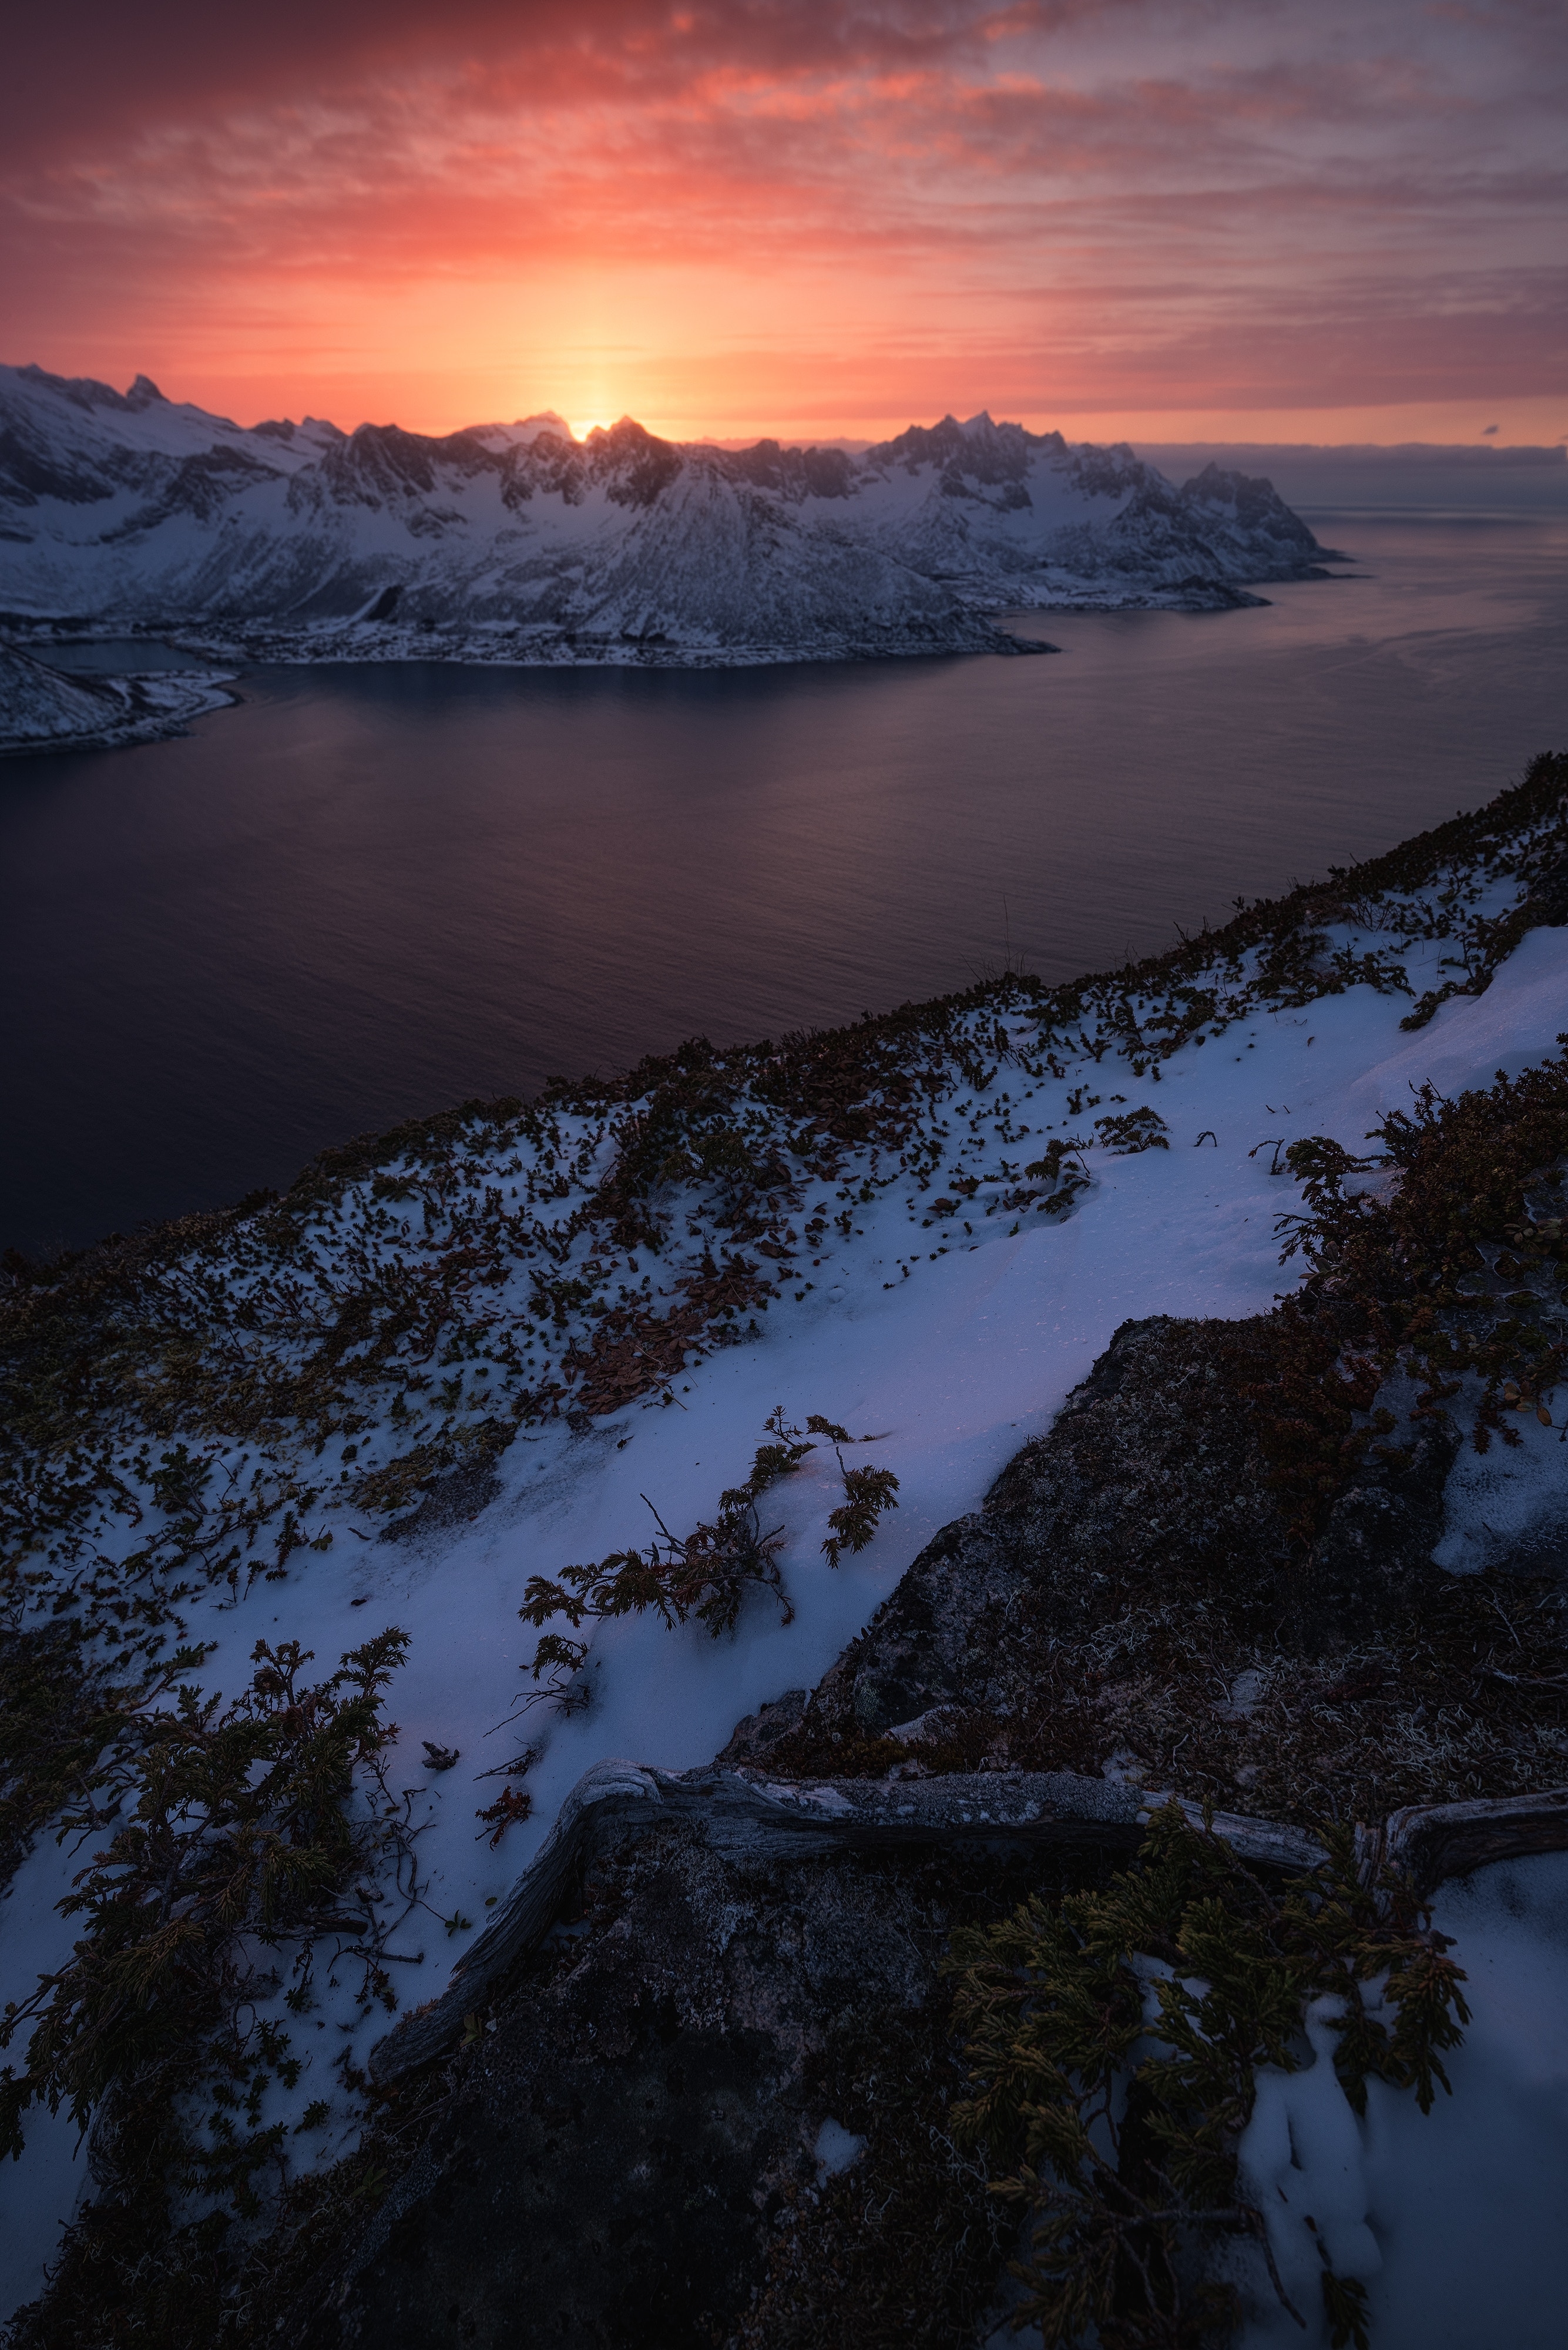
top-left (570, 417), bottom-right (612, 441)
top-left (4, 8), bottom-right (1550, 451)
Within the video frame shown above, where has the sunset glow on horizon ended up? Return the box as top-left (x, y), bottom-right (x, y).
top-left (4, 1), bottom-right (1563, 448)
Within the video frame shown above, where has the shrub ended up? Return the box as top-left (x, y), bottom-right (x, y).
top-left (1, 1628), bottom-right (411, 2224)
top-left (946, 1803), bottom-right (1469, 2349)
top-left (516, 1411), bottom-right (899, 1699)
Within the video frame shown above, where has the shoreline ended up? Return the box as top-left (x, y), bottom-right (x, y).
top-left (0, 656), bottom-right (237, 757)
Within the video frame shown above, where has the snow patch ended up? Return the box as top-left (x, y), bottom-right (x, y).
top-left (1433, 1411), bottom-right (1568, 1576)
top-left (813, 2117), bottom-right (867, 2178)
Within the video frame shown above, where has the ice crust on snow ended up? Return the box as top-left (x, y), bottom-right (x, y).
top-left (2, 808), bottom-right (1568, 2319)
top-left (812, 2117), bottom-right (867, 2179)
top-left (0, 366), bottom-right (1335, 667)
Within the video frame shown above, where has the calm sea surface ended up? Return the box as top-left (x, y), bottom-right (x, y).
top-left (5, 512), bottom-right (1566, 1255)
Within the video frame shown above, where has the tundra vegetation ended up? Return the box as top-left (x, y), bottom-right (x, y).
top-left (945, 1804), bottom-right (1469, 2350)
top-left (1, 752), bottom-right (1566, 2343)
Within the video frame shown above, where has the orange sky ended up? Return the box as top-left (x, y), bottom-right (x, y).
top-left (4, 1), bottom-right (1564, 444)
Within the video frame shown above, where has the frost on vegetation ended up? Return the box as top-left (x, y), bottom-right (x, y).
top-left (948, 1804), bottom-right (1470, 2350)
top-left (4, 750), bottom-right (1562, 1707)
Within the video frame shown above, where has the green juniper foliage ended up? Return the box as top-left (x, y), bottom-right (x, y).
top-left (516, 1410), bottom-right (899, 1693)
top-left (0, 1625), bottom-right (210, 1896)
top-left (1, 1629), bottom-right (411, 2224)
top-left (946, 1804), bottom-right (1470, 2350)
top-left (1253, 1052), bottom-right (1568, 1548)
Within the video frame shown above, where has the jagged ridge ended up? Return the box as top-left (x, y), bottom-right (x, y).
top-left (0, 367), bottom-right (1338, 668)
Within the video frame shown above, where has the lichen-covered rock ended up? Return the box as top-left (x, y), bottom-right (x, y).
top-left (298, 1821), bottom-right (1028, 2349)
top-left (733, 1315), bottom-right (1556, 1826)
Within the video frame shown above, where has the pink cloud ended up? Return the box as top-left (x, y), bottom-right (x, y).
top-left (2, 0), bottom-right (1562, 434)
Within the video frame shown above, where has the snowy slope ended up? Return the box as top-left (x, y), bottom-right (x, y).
top-left (2, 770), bottom-right (1567, 2331)
top-left (0, 643), bottom-right (129, 741)
top-left (0, 367), bottom-right (1335, 667)
top-left (0, 640), bottom-right (234, 753)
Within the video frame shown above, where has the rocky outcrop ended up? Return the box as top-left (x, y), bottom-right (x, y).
top-left (728, 1317), bottom-right (1455, 1755)
top-left (298, 1762), bottom-right (1568, 2347)
top-left (727, 1316), bottom-right (1550, 1829)
top-left (301, 1806), bottom-right (1041, 2350)
top-left (368, 1761), bottom-right (1322, 2089)
top-left (288, 1307), bottom-right (1567, 2348)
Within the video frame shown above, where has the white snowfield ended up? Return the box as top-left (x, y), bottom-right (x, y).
top-left (2, 849), bottom-right (1567, 2337)
top-left (0, 366), bottom-right (1335, 666)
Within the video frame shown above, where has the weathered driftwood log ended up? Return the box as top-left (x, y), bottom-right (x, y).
top-left (1369, 1784), bottom-right (1568, 1892)
top-left (368, 1765), bottom-right (1294, 2083)
top-left (370, 1762), bottom-right (1568, 2083)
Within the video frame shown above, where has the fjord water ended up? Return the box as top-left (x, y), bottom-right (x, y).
top-left (5, 512), bottom-right (1566, 1255)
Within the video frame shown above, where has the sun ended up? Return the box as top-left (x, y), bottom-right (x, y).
top-left (570, 417), bottom-right (613, 441)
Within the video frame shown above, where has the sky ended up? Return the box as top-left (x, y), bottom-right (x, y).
top-left (2, 0), bottom-right (1564, 444)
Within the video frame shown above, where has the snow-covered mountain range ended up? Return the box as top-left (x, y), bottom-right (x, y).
top-left (0, 365), bottom-right (1341, 668)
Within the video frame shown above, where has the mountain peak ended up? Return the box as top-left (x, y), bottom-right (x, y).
top-left (513, 411), bottom-right (573, 441)
top-left (0, 372), bottom-right (1327, 660)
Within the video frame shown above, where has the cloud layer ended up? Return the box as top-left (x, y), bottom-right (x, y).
top-left (4, 0), bottom-right (1564, 436)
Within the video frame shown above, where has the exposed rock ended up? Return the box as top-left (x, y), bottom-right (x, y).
top-left (298, 1819), bottom-right (1047, 2349)
top-left (724, 1687), bottom-right (808, 1760)
top-left (731, 1315), bottom-right (1289, 1759)
top-left (729, 1315), bottom-right (1561, 1826)
top-left (287, 1306), bottom-right (1567, 2346)
top-left (368, 1762), bottom-right (1208, 2086)
top-left (1303, 1406), bottom-right (1459, 1647)
top-left (296, 1768), bottom-right (1568, 2346)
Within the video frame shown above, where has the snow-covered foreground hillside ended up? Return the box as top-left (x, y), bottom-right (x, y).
top-left (3, 758), bottom-right (1568, 2341)
top-left (0, 365), bottom-right (1335, 667)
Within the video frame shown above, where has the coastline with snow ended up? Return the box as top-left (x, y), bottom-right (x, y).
top-left (0, 640), bottom-right (236, 756)
top-left (4, 754), bottom-right (1568, 2343)
top-left (0, 366), bottom-right (1339, 696)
